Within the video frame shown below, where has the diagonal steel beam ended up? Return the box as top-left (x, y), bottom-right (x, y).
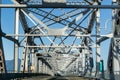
top-left (29, 8), bottom-right (89, 33)
top-left (58, 9), bottom-right (95, 46)
top-left (20, 11), bottom-right (30, 33)
top-left (21, 9), bottom-right (56, 45)
top-left (1, 32), bottom-right (18, 44)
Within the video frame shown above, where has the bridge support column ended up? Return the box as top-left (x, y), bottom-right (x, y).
top-left (82, 49), bottom-right (85, 75)
top-left (95, 6), bottom-right (101, 78)
top-left (25, 48), bottom-right (30, 72)
top-left (31, 49), bottom-right (35, 72)
top-left (45, 64), bottom-right (48, 74)
top-left (42, 62), bottom-right (46, 73)
top-left (38, 59), bottom-right (42, 73)
top-left (42, 62), bottom-right (44, 73)
top-left (47, 66), bottom-right (50, 74)
top-left (110, 1), bottom-right (120, 79)
top-left (20, 37), bottom-right (30, 73)
top-left (49, 68), bottom-right (54, 76)
top-left (34, 53), bottom-right (38, 73)
top-left (14, 8), bottom-right (19, 73)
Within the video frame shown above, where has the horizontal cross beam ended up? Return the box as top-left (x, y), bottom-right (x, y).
top-left (20, 45), bottom-right (97, 48)
top-left (6, 34), bottom-right (112, 37)
top-left (0, 4), bottom-right (120, 9)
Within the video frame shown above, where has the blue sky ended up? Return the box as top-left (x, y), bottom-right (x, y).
top-left (1, 0), bottom-right (112, 70)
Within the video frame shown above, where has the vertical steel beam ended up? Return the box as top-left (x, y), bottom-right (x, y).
top-left (38, 59), bottom-right (42, 73)
top-left (45, 64), bottom-right (47, 74)
top-left (82, 49), bottom-right (85, 75)
top-left (14, 8), bottom-right (19, 72)
top-left (109, 1), bottom-right (116, 80)
top-left (34, 54), bottom-right (37, 73)
top-left (20, 37), bottom-right (27, 72)
top-left (42, 62), bottom-right (45, 73)
top-left (31, 49), bottom-right (36, 73)
top-left (111, 0), bottom-right (120, 80)
top-left (25, 47), bottom-right (30, 72)
top-left (28, 52), bottom-right (31, 72)
top-left (41, 60), bottom-right (43, 73)
top-left (76, 58), bottom-right (79, 74)
top-left (37, 58), bottom-right (39, 73)
top-left (95, 7), bottom-right (101, 78)
top-left (107, 1), bottom-right (117, 80)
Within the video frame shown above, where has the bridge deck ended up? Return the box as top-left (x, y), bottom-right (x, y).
top-left (22, 76), bottom-right (93, 80)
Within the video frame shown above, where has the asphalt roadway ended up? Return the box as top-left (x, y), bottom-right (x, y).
top-left (21, 76), bottom-right (94, 80)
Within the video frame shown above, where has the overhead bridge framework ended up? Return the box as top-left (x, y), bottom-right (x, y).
top-left (0, 0), bottom-right (120, 80)
top-left (1, 5), bottom-right (120, 8)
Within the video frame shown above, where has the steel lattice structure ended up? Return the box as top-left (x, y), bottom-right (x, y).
top-left (0, 0), bottom-right (120, 80)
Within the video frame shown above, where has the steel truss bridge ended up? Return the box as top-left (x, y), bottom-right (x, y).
top-left (0, 0), bottom-right (120, 80)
